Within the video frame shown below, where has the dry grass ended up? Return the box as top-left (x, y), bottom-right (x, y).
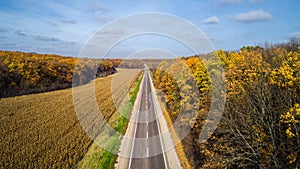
top-left (0, 68), bottom-right (140, 169)
top-left (156, 96), bottom-right (193, 169)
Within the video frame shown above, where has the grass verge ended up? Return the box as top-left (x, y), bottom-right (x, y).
top-left (156, 95), bottom-right (193, 169)
top-left (75, 71), bottom-right (144, 169)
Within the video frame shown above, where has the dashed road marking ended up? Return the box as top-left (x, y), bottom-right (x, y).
top-left (146, 147), bottom-right (149, 157)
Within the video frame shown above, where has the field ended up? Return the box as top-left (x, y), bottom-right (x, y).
top-left (75, 71), bottom-right (143, 169)
top-left (0, 68), bottom-right (141, 168)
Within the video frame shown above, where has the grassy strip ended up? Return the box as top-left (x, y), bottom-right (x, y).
top-left (156, 95), bottom-right (193, 169)
top-left (75, 71), bottom-right (144, 169)
top-left (97, 136), bottom-right (119, 169)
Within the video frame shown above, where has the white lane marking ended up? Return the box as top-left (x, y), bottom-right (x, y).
top-left (128, 70), bottom-right (145, 169)
top-left (146, 109), bottom-right (149, 126)
top-left (146, 70), bottom-right (150, 159)
top-left (148, 70), bottom-right (169, 169)
top-left (147, 147), bottom-right (149, 157)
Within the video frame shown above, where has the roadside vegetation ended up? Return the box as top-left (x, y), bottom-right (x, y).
top-left (110, 58), bottom-right (166, 69)
top-left (153, 40), bottom-right (300, 168)
top-left (156, 98), bottom-right (193, 169)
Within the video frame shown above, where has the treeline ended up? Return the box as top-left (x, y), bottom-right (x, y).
top-left (153, 41), bottom-right (300, 168)
top-left (0, 51), bottom-right (116, 98)
top-left (110, 58), bottom-right (169, 69)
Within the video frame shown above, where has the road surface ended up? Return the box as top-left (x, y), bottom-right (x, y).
top-left (116, 67), bottom-right (181, 169)
top-left (129, 67), bottom-right (167, 169)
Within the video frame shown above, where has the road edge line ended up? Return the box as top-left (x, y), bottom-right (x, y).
top-left (128, 70), bottom-right (145, 169)
top-left (147, 70), bottom-right (169, 169)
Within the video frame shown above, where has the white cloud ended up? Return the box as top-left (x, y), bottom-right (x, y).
top-left (60, 19), bottom-right (77, 24)
top-left (14, 30), bottom-right (28, 36)
top-left (95, 15), bottom-right (114, 23)
top-left (220, 0), bottom-right (242, 4)
top-left (234, 10), bottom-right (272, 23)
top-left (250, 0), bottom-right (265, 4)
top-left (202, 16), bottom-right (220, 24)
top-left (288, 32), bottom-right (300, 39)
top-left (32, 35), bottom-right (61, 42)
top-left (88, 4), bottom-right (109, 13)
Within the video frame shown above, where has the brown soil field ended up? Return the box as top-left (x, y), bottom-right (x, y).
top-left (0, 68), bottom-right (140, 169)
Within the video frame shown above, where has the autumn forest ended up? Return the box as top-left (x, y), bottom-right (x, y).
top-left (153, 40), bottom-right (300, 168)
top-left (0, 40), bottom-right (299, 168)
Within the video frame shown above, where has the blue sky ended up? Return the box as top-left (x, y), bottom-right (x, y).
top-left (0, 0), bottom-right (299, 58)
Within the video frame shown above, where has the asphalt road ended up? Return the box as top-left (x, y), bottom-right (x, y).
top-left (129, 68), bottom-right (167, 169)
